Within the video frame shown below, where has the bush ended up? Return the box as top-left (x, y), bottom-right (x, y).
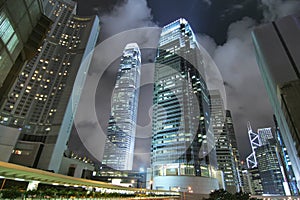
top-left (205, 189), bottom-right (256, 200)
top-left (1, 188), bottom-right (22, 199)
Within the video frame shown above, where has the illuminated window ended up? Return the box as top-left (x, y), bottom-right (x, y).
top-left (0, 11), bottom-right (20, 53)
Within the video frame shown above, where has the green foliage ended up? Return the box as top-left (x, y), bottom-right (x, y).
top-left (1, 185), bottom-right (178, 199)
top-left (205, 189), bottom-right (257, 200)
top-left (0, 188), bottom-right (22, 199)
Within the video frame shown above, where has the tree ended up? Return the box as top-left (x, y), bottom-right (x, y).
top-left (0, 188), bottom-right (22, 199)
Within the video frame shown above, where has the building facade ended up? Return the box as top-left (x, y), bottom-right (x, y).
top-left (252, 13), bottom-right (300, 188)
top-left (274, 116), bottom-right (299, 195)
top-left (248, 167), bottom-right (263, 195)
top-left (256, 128), bottom-right (285, 195)
top-left (246, 124), bottom-right (298, 195)
top-left (102, 43), bottom-right (141, 171)
top-left (151, 18), bottom-right (218, 194)
top-left (226, 110), bottom-right (242, 191)
top-left (246, 122), bottom-right (261, 169)
top-left (0, 0), bottom-right (99, 172)
top-left (210, 90), bottom-right (239, 193)
top-left (0, 0), bottom-right (51, 162)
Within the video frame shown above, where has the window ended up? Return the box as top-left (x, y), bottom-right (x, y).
top-left (0, 11), bottom-right (19, 53)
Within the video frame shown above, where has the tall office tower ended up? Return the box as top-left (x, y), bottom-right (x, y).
top-left (274, 116), bottom-right (299, 195)
top-left (248, 167), bottom-right (263, 195)
top-left (0, 0), bottom-right (99, 172)
top-left (246, 122), bottom-right (261, 169)
top-left (252, 13), bottom-right (300, 188)
top-left (256, 128), bottom-right (287, 195)
top-left (102, 43), bottom-right (141, 171)
top-left (226, 110), bottom-right (242, 190)
top-left (210, 90), bottom-right (239, 193)
top-left (151, 18), bottom-right (218, 194)
top-left (0, 0), bottom-right (51, 162)
top-left (241, 169), bottom-right (252, 194)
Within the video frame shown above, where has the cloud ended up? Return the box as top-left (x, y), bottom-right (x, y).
top-left (198, 0), bottom-right (300, 159)
top-left (99, 0), bottom-right (157, 39)
top-left (70, 0), bottom-right (159, 169)
top-left (211, 17), bottom-right (274, 159)
top-left (260, 0), bottom-right (300, 22)
top-left (72, 0), bottom-right (300, 167)
top-left (202, 0), bottom-right (212, 6)
top-left (197, 34), bottom-right (217, 57)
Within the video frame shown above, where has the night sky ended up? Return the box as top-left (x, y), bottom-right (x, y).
top-left (70, 0), bottom-right (300, 170)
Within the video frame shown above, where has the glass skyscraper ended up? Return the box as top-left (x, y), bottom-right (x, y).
top-left (256, 128), bottom-right (289, 195)
top-left (210, 90), bottom-right (239, 193)
top-left (226, 110), bottom-right (242, 191)
top-left (245, 124), bottom-right (298, 195)
top-left (274, 116), bottom-right (299, 195)
top-left (151, 18), bottom-right (218, 194)
top-left (102, 43), bottom-right (141, 171)
top-left (252, 13), bottom-right (300, 189)
top-left (0, 0), bottom-right (99, 172)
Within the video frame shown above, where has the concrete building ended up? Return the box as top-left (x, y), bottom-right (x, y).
top-left (0, 0), bottom-right (51, 161)
top-left (252, 13), bottom-right (300, 188)
top-left (92, 165), bottom-right (146, 188)
top-left (102, 43), bottom-right (141, 171)
top-left (0, 0), bottom-right (99, 173)
top-left (151, 18), bottom-right (218, 194)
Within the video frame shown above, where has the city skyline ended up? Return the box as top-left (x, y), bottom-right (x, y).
top-left (73, 0), bottom-right (300, 167)
top-left (0, 0), bottom-right (299, 197)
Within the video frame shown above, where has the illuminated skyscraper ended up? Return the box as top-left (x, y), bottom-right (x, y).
top-left (273, 116), bottom-right (299, 195)
top-left (246, 122), bottom-right (261, 169)
top-left (226, 110), bottom-right (242, 190)
top-left (0, 0), bottom-right (99, 172)
top-left (151, 18), bottom-right (218, 194)
top-left (246, 124), bottom-right (298, 195)
top-left (210, 90), bottom-right (239, 193)
top-left (0, 0), bottom-right (51, 162)
top-left (102, 43), bottom-right (141, 171)
top-left (256, 128), bottom-right (286, 195)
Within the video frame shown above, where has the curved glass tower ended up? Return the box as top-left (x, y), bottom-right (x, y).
top-left (151, 18), bottom-right (218, 194)
top-left (102, 43), bottom-right (141, 171)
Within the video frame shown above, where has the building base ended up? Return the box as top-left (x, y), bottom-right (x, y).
top-left (153, 176), bottom-right (219, 194)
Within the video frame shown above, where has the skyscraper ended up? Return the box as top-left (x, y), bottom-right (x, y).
top-left (252, 13), bottom-right (300, 188)
top-left (256, 128), bottom-right (286, 196)
top-left (0, 0), bottom-right (51, 162)
top-left (151, 18), bottom-right (218, 194)
top-left (246, 122), bottom-right (261, 169)
top-left (273, 116), bottom-right (299, 195)
top-left (248, 167), bottom-right (263, 195)
top-left (102, 43), bottom-right (141, 171)
top-left (0, 0), bottom-right (99, 172)
top-left (226, 110), bottom-right (242, 190)
top-left (210, 90), bottom-right (239, 193)
top-left (246, 124), bottom-right (298, 195)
